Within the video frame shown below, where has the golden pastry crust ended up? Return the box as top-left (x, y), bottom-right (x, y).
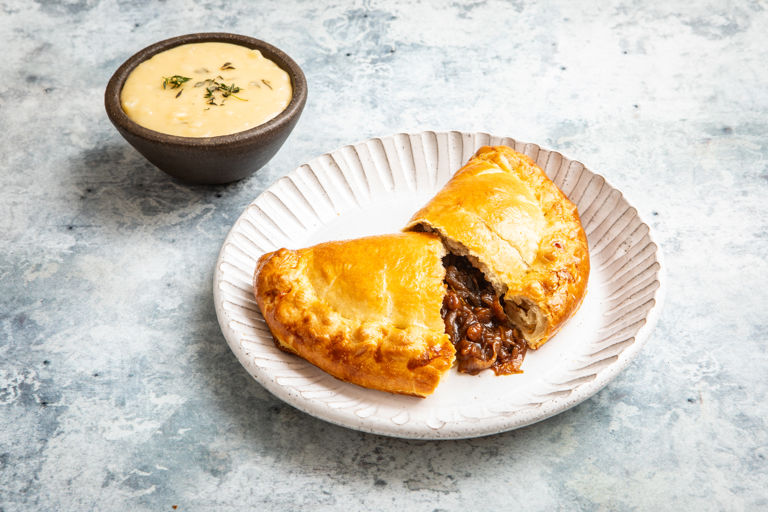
top-left (406, 146), bottom-right (590, 349)
top-left (253, 232), bottom-right (456, 397)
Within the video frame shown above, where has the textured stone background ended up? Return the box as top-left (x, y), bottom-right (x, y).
top-left (1, 0), bottom-right (767, 510)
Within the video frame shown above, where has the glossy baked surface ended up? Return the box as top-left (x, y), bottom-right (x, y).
top-left (407, 146), bottom-right (590, 349)
top-left (253, 233), bottom-right (455, 397)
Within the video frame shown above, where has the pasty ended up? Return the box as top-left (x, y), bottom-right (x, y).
top-left (406, 145), bottom-right (590, 354)
top-left (253, 232), bottom-right (455, 397)
top-left (253, 145), bottom-right (589, 395)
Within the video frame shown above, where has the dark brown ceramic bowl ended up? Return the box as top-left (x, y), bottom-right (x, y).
top-left (105, 33), bottom-right (307, 185)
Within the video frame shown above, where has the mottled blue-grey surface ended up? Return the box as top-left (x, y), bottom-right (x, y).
top-left (1, 0), bottom-right (767, 510)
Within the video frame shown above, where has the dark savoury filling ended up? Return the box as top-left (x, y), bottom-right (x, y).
top-left (441, 255), bottom-right (527, 375)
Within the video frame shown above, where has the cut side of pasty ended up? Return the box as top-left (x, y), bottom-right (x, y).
top-left (406, 145), bottom-right (590, 361)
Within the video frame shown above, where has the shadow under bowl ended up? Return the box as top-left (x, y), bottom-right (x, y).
top-left (105, 32), bottom-right (307, 185)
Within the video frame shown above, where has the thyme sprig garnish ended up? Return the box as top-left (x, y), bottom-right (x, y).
top-left (163, 65), bottom-right (248, 106)
top-left (218, 81), bottom-right (243, 98)
top-left (198, 76), bottom-right (247, 106)
top-left (162, 75), bottom-right (191, 89)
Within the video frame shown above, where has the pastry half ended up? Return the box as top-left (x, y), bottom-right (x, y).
top-left (406, 145), bottom-right (590, 350)
top-left (253, 232), bottom-right (455, 397)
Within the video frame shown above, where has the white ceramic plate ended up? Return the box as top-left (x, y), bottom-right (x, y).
top-left (213, 131), bottom-right (664, 439)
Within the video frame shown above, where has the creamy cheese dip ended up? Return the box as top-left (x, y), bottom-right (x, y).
top-left (121, 42), bottom-right (292, 137)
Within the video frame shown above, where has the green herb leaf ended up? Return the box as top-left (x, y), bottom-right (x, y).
top-left (168, 74), bottom-right (247, 107)
top-left (162, 75), bottom-right (191, 89)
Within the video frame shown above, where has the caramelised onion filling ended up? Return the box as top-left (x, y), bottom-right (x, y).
top-left (441, 255), bottom-right (527, 375)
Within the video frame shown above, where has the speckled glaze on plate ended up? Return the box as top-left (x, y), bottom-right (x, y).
top-left (213, 131), bottom-right (665, 439)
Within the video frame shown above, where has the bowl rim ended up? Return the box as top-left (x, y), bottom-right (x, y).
top-left (104, 32), bottom-right (307, 148)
